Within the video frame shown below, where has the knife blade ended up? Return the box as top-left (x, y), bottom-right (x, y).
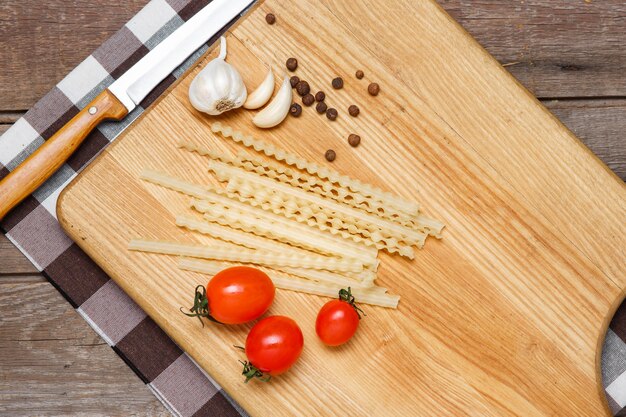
top-left (0, 0), bottom-right (255, 220)
top-left (110, 0), bottom-right (255, 112)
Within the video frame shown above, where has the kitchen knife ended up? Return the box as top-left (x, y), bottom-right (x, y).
top-left (0, 0), bottom-right (255, 220)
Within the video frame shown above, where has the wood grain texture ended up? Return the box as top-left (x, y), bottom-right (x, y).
top-left (545, 99), bottom-right (626, 181)
top-left (0, 234), bottom-right (38, 275)
top-left (440, 0), bottom-right (626, 98)
top-left (322, 0), bottom-right (626, 282)
top-left (0, 282), bottom-right (168, 416)
top-left (57, 1), bottom-right (626, 416)
top-left (2, 0), bottom-right (625, 111)
top-left (0, 0), bottom-right (149, 110)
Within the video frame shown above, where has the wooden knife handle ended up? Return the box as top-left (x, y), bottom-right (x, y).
top-left (0, 90), bottom-right (128, 220)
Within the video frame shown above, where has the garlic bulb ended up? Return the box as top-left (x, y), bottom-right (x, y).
top-left (189, 37), bottom-right (247, 115)
top-left (252, 76), bottom-right (292, 128)
top-left (244, 68), bottom-right (274, 109)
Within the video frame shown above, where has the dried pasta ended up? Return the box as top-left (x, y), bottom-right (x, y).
top-left (178, 258), bottom-right (399, 308)
top-left (178, 140), bottom-right (428, 230)
top-left (139, 170), bottom-right (386, 256)
top-left (176, 215), bottom-right (373, 278)
top-left (272, 266), bottom-right (371, 288)
top-left (191, 200), bottom-right (379, 268)
top-left (128, 239), bottom-right (363, 272)
top-left (209, 160), bottom-right (428, 245)
top-left (210, 122), bottom-right (419, 216)
top-left (189, 197), bottom-right (377, 256)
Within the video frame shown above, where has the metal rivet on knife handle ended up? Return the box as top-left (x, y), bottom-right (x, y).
top-left (0, 0), bottom-right (254, 220)
top-left (0, 90), bottom-right (128, 220)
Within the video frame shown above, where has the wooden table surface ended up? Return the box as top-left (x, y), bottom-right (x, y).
top-left (1, 1), bottom-right (624, 415)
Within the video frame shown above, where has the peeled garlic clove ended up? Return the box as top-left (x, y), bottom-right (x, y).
top-left (252, 76), bottom-right (292, 128)
top-left (244, 68), bottom-right (275, 109)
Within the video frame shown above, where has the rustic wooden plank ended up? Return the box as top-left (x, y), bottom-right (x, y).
top-left (0, 0), bottom-right (149, 110)
top-left (1, 0), bottom-right (624, 111)
top-left (0, 112), bottom-right (24, 124)
top-left (544, 99), bottom-right (626, 181)
top-left (0, 282), bottom-right (168, 416)
top-left (439, 0), bottom-right (626, 98)
top-left (0, 234), bottom-right (38, 275)
top-left (0, 274), bottom-right (45, 283)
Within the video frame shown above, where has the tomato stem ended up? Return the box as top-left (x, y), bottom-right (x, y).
top-left (239, 360), bottom-right (271, 383)
top-left (339, 287), bottom-right (366, 319)
top-left (180, 285), bottom-right (219, 327)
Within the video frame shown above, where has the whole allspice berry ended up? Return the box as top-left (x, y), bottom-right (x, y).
top-left (302, 94), bottom-right (315, 106)
top-left (348, 105), bottom-right (360, 117)
top-left (326, 108), bottom-right (338, 121)
top-left (368, 82), bottom-right (380, 96)
top-left (290, 75), bottom-right (300, 88)
top-left (355, 70), bottom-right (364, 79)
top-left (315, 101), bottom-right (328, 114)
top-left (332, 77), bottom-right (344, 89)
top-left (265, 13), bottom-right (276, 25)
top-left (348, 134), bottom-right (361, 147)
top-left (315, 91), bottom-right (325, 102)
top-left (286, 57), bottom-right (298, 72)
top-left (325, 149), bottom-right (336, 162)
top-left (290, 103), bottom-right (302, 117)
top-left (295, 80), bottom-right (310, 97)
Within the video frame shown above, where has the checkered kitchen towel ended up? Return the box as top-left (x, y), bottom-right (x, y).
top-left (1, 0), bottom-right (625, 416)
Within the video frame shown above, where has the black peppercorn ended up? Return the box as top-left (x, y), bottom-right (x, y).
top-left (348, 105), bottom-right (360, 117)
top-left (332, 77), bottom-right (343, 89)
top-left (265, 13), bottom-right (276, 25)
top-left (295, 81), bottom-right (310, 97)
top-left (348, 134), bottom-right (361, 147)
top-left (315, 91), bottom-right (325, 102)
top-left (289, 76), bottom-right (300, 88)
top-left (325, 149), bottom-right (336, 162)
top-left (368, 82), bottom-right (380, 96)
top-left (290, 103), bottom-right (302, 117)
top-left (326, 108), bottom-right (338, 120)
top-left (302, 94), bottom-right (315, 106)
top-left (315, 101), bottom-right (327, 114)
top-left (355, 70), bottom-right (364, 79)
top-left (286, 57), bottom-right (298, 72)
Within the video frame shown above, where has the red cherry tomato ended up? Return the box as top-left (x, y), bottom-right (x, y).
top-left (315, 288), bottom-right (363, 346)
top-left (244, 316), bottom-right (303, 379)
top-left (183, 266), bottom-right (275, 325)
top-left (206, 266), bottom-right (275, 324)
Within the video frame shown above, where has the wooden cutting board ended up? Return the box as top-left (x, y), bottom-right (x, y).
top-left (57, 0), bottom-right (626, 415)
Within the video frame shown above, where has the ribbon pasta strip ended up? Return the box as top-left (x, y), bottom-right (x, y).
top-left (139, 170), bottom-right (388, 257)
top-left (209, 122), bottom-right (419, 216)
top-left (178, 258), bottom-right (399, 308)
top-left (189, 200), bottom-right (379, 268)
top-left (140, 169), bottom-right (412, 257)
top-left (209, 160), bottom-right (428, 244)
top-left (178, 140), bottom-right (425, 230)
top-left (176, 216), bottom-right (375, 287)
top-left (128, 239), bottom-right (363, 273)
top-left (222, 179), bottom-right (417, 258)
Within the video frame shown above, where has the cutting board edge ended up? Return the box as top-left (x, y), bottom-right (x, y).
top-left (428, 0), bottom-right (626, 190)
top-left (426, 7), bottom-right (624, 414)
top-left (597, 289), bottom-right (626, 415)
